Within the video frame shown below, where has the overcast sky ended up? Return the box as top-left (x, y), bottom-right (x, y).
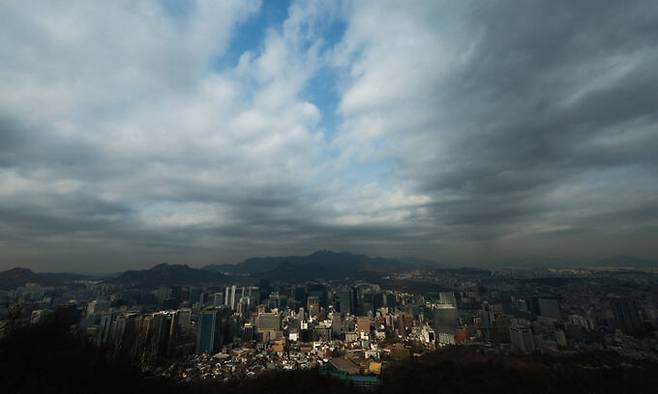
top-left (1, 1), bottom-right (657, 272)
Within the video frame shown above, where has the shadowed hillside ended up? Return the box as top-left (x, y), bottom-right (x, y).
top-left (109, 263), bottom-right (227, 288)
top-left (204, 250), bottom-right (423, 281)
top-left (0, 267), bottom-right (88, 290)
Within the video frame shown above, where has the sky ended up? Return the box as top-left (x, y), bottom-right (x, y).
top-left (1, 0), bottom-right (657, 272)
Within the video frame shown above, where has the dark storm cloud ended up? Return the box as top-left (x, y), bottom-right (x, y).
top-left (0, 114), bottom-right (104, 174)
top-left (333, 0), bottom-right (658, 262)
top-left (395, 0), bottom-right (658, 243)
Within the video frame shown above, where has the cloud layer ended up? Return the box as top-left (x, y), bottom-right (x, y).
top-left (1, 0), bottom-right (657, 271)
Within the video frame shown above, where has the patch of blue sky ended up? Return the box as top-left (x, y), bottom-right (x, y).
top-left (213, 0), bottom-right (290, 71)
top-left (304, 65), bottom-right (340, 137)
top-left (302, 18), bottom-right (347, 138)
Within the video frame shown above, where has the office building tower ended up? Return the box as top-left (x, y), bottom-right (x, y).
top-left (140, 312), bottom-right (174, 366)
top-left (307, 283), bottom-right (328, 308)
top-left (373, 293), bottom-right (386, 310)
top-left (196, 308), bottom-right (230, 354)
top-left (268, 292), bottom-right (282, 310)
top-left (611, 298), bottom-right (644, 335)
top-left (431, 304), bottom-right (459, 334)
top-left (86, 300), bottom-right (97, 317)
top-left (385, 292), bottom-right (396, 308)
top-left (198, 291), bottom-right (209, 306)
top-left (213, 292), bottom-right (224, 306)
top-left (256, 312), bottom-right (281, 331)
top-left (492, 314), bottom-right (511, 344)
top-left (111, 313), bottom-right (141, 359)
top-left (307, 296), bottom-right (321, 317)
top-left (510, 325), bottom-right (535, 353)
top-left (97, 313), bottom-right (113, 346)
top-left (439, 292), bottom-right (457, 307)
top-left (177, 308), bottom-right (192, 332)
top-left (337, 289), bottom-right (354, 314)
top-left (224, 285), bottom-right (237, 310)
top-left (236, 296), bottom-right (251, 316)
top-left (478, 302), bottom-right (495, 341)
top-left (256, 311), bottom-right (281, 342)
top-left (528, 297), bottom-right (561, 319)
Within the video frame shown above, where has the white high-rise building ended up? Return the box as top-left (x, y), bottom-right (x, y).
top-left (439, 292), bottom-right (457, 307)
top-left (225, 285), bottom-right (237, 310)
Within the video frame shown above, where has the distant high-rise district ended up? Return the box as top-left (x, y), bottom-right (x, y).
top-left (2, 251), bottom-right (658, 390)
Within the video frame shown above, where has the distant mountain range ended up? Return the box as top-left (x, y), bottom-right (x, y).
top-left (106, 251), bottom-right (438, 285)
top-left (587, 255), bottom-right (658, 269)
top-left (203, 250), bottom-right (429, 281)
top-left (2, 253), bottom-right (655, 290)
top-left (497, 255), bottom-right (658, 269)
top-left (0, 268), bottom-right (88, 290)
top-left (109, 263), bottom-right (226, 287)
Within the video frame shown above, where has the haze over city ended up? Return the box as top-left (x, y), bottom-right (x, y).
top-left (1, 0), bottom-right (658, 273)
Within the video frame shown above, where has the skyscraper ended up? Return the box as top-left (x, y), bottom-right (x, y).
top-left (431, 304), bottom-right (459, 334)
top-left (337, 289), bottom-right (354, 314)
top-left (224, 285), bottom-right (237, 310)
top-left (140, 312), bottom-right (174, 366)
top-left (213, 292), bottom-right (224, 306)
top-left (611, 298), bottom-right (644, 335)
top-left (439, 292), bottom-right (457, 307)
top-left (510, 325), bottom-right (535, 353)
top-left (307, 283), bottom-right (328, 308)
top-left (256, 311), bottom-right (281, 342)
top-left (307, 296), bottom-right (321, 317)
top-left (256, 312), bottom-right (281, 331)
top-left (196, 308), bottom-right (226, 354)
top-left (528, 297), bottom-right (561, 320)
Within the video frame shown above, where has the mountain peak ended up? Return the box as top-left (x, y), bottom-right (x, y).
top-left (308, 250), bottom-right (365, 258)
top-left (150, 263), bottom-right (190, 271)
top-left (112, 263), bottom-right (224, 287)
top-left (203, 250), bottom-right (414, 280)
top-left (309, 250), bottom-right (342, 257)
top-left (3, 267), bottom-right (35, 276)
top-left (0, 267), bottom-right (85, 290)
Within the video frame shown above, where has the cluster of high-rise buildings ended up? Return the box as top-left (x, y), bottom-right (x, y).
top-left (2, 267), bottom-right (658, 380)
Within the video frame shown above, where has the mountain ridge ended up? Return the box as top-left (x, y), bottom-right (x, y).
top-left (0, 267), bottom-right (88, 290)
top-left (3, 253), bottom-right (656, 290)
top-left (587, 255), bottom-right (658, 268)
top-left (203, 250), bottom-right (420, 275)
top-left (109, 263), bottom-right (226, 287)
top-left (202, 250), bottom-right (441, 281)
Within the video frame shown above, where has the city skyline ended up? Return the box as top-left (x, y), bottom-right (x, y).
top-left (2, 0), bottom-right (658, 272)
top-left (3, 259), bottom-right (658, 392)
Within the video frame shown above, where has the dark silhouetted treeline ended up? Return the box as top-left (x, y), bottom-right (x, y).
top-left (2, 312), bottom-right (658, 394)
top-left (378, 348), bottom-right (658, 394)
top-left (0, 312), bottom-right (355, 394)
